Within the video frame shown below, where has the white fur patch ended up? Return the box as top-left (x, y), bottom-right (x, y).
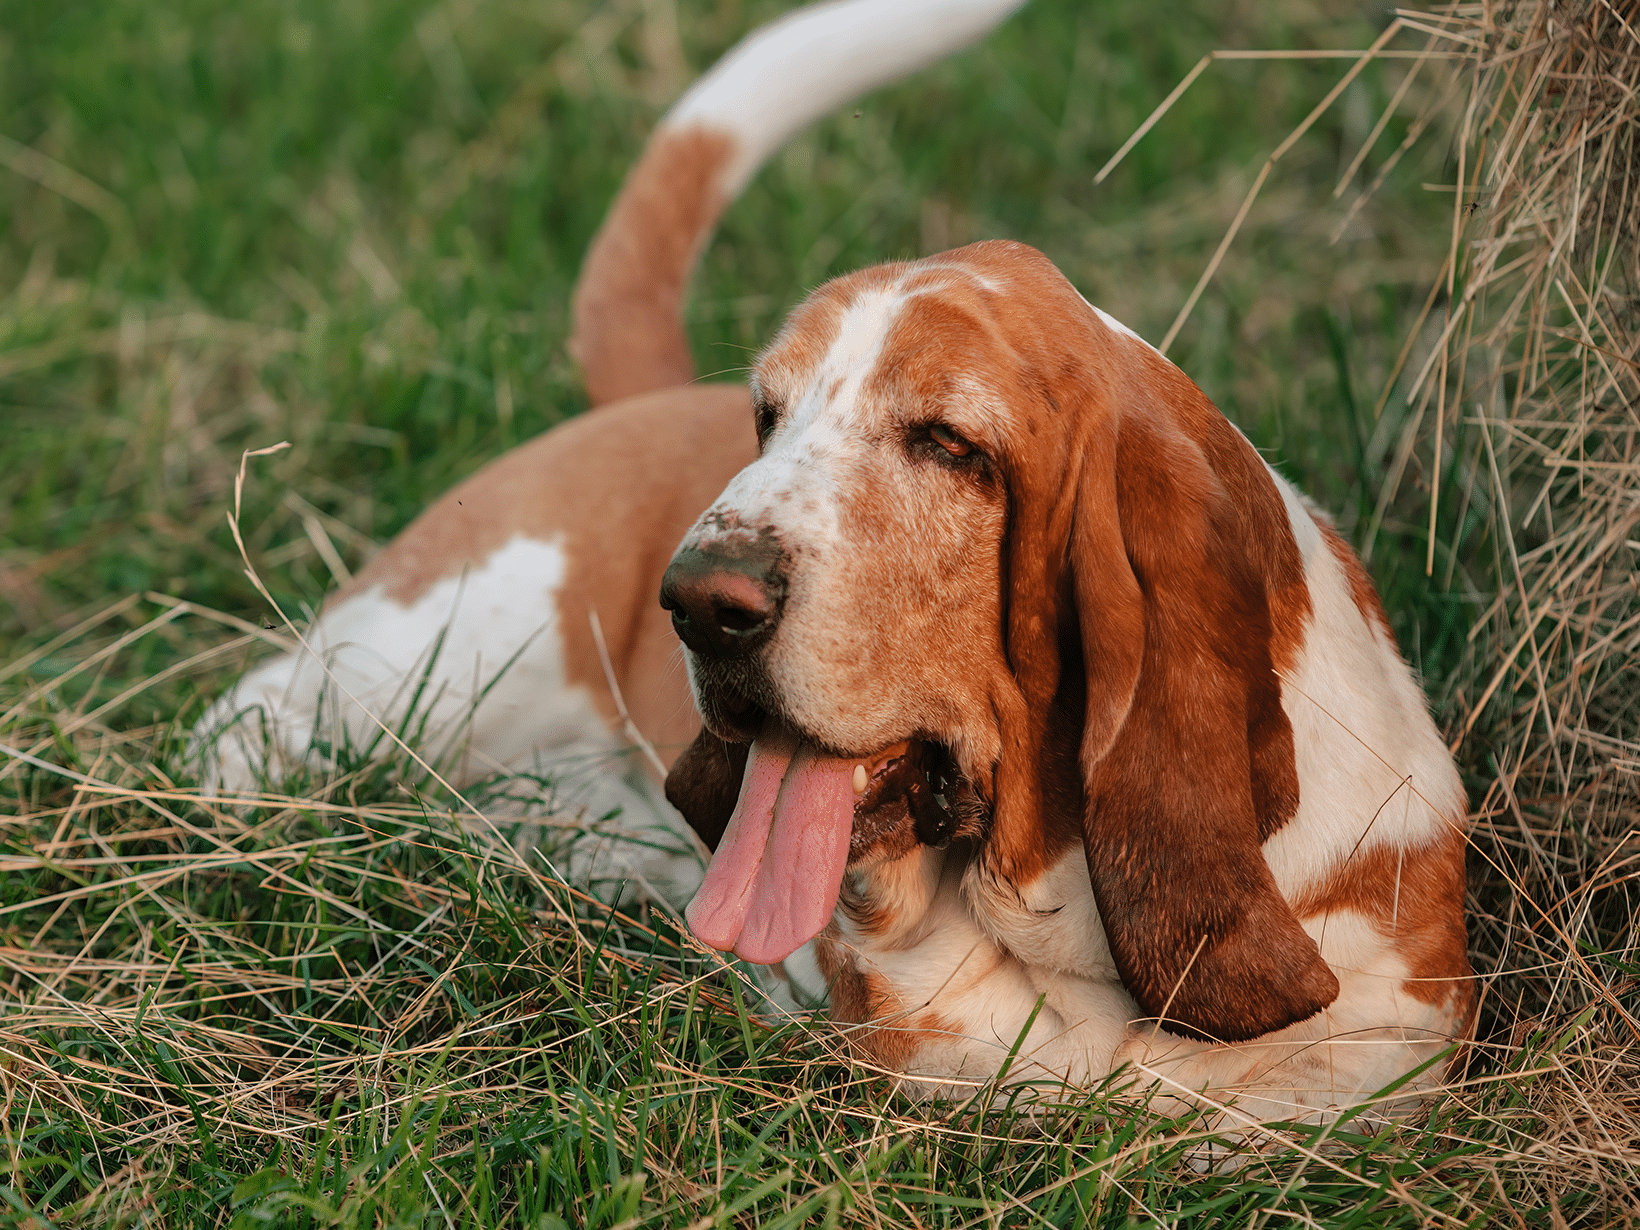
top-left (965, 846), bottom-right (1118, 980)
top-left (1265, 466), bottom-right (1326, 565)
top-left (192, 534), bottom-right (704, 902)
top-left (666, 0), bottom-right (1028, 198)
top-left (1072, 291), bottom-right (1165, 359)
top-left (694, 291), bottom-right (917, 540)
top-left (830, 849), bottom-right (1137, 1093)
top-left (1092, 303), bottom-right (1151, 349)
top-left (197, 536), bottom-right (593, 780)
top-left (1261, 512), bottom-right (1464, 894)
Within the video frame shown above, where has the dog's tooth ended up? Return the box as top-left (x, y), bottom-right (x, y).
top-left (853, 764), bottom-right (867, 795)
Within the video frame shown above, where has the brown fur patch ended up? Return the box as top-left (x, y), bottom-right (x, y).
top-left (570, 126), bottom-right (735, 406)
top-left (850, 267), bottom-right (1089, 889)
top-left (1075, 408), bottom-right (1336, 1041)
top-left (1295, 827), bottom-right (1475, 1026)
top-left (1145, 365), bottom-right (1313, 674)
top-left (664, 726), bottom-right (748, 850)
top-left (1116, 355), bottom-right (1312, 843)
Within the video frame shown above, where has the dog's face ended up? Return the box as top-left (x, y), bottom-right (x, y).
top-left (665, 241), bottom-right (1344, 1038)
top-left (665, 258), bottom-right (1053, 783)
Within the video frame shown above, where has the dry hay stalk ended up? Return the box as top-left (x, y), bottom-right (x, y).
top-left (1413, 0), bottom-right (1640, 1208)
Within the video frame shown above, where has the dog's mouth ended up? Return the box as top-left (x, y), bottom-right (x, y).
top-left (684, 715), bottom-right (971, 965)
top-left (689, 664), bottom-right (778, 743)
top-left (847, 737), bottom-right (965, 862)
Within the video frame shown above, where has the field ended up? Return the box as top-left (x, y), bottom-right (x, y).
top-left (2, 0), bottom-right (1637, 1225)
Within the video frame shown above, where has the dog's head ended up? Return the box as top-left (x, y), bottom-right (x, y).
top-left (662, 240), bottom-right (1337, 1041)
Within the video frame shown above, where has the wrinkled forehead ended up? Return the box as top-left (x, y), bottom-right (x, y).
top-left (751, 261), bottom-right (1017, 413)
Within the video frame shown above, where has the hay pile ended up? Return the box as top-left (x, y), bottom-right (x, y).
top-left (1413, 0), bottom-right (1640, 1207)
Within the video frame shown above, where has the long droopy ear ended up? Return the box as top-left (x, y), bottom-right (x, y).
top-left (1068, 355), bottom-right (1338, 1042)
top-left (948, 240), bottom-right (1334, 1042)
top-left (664, 727), bottom-right (749, 853)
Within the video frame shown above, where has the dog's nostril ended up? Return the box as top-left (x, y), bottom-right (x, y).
top-left (714, 601), bottom-right (769, 634)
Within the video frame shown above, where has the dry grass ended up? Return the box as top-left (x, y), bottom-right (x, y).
top-left (0, 717), bottom-right (1598, 1226)
top-left (1403, 0), bottom-right (1640, 1215)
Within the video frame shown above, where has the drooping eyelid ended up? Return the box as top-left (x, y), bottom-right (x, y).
top-left (748, 373), bottom-right (784, 446)
top-left (901, 404), bottom-right (994, 455)
top-left (897, 418), bottom-right (1001, 484)
top-left (929, 382), bottom-right (1017, 460)
top-left (929, 422), bottom-right (973, 455)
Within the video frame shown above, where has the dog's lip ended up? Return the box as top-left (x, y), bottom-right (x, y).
top-left (698, 689), bottom-right (766, 742)
top-left (846, 738), bottom-right (913, 772)
top-left (851, 739), bottom-right (917, 804)
top-left (772, 723), bottom-right (920, 772)
top-left (700, 684), bottom-right (919, 771)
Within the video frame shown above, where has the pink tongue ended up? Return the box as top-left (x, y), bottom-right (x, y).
top-left (685, 723), bottom-right (856, 964)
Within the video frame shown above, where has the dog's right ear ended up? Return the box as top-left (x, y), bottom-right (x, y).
top-left (664, 728), bottom-right (749, 853)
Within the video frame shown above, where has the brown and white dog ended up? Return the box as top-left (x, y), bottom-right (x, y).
top-left (192, 0), bottom-right (1029, 904)
top-left (660, 243), bottom-right (1475, 1120)
top-left (195, 0), bottom-right (1474, 1119)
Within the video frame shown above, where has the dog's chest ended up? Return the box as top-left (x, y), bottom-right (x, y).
top-left (962, 846), bottom-right (1118, 979)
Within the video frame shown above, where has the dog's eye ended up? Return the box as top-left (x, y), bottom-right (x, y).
top-left (929, 423), bottom-right (973, 458)
top-left (753, 402), bottom-right (778, 445)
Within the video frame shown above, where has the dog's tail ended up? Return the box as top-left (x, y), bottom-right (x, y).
top-left (569, 0), bottom-right (1026, 407)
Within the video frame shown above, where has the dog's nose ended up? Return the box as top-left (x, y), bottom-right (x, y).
top-left (660, 540), bottom-right (786, 658)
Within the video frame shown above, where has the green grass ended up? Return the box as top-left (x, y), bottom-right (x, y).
top-left (5, 0), bottom-right (1634, 1224)
top-left (0, 756), bottom-right (1592, 1228)
top-left (0, 0), bottom-right (1465, 674)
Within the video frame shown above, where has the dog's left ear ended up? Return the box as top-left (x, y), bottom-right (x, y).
top-left (664, 727), bottom-right (749, 853)
top-left (1069, 363), bottom-right (1339, 1043)
top-left (956, 242), bottom-right (1335, 1041)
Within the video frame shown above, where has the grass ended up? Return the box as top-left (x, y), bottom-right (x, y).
top-left (0, 774), bottom-right (1524, 1228)
top-left (0, 0), bottom-right (1461, 668)
top-left (2, 0), bottom-right (1637, 1224)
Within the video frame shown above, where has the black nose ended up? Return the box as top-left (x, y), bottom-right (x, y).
top-left (659, 539), bottom-right (786, 659)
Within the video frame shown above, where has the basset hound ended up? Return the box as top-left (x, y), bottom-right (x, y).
top-left (661, 241), bottom-right (1476, 1120)
top-left (190, 0), bottom-right (1473, 1118)
top-left (191, 0), bottom-right (1027, 904)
